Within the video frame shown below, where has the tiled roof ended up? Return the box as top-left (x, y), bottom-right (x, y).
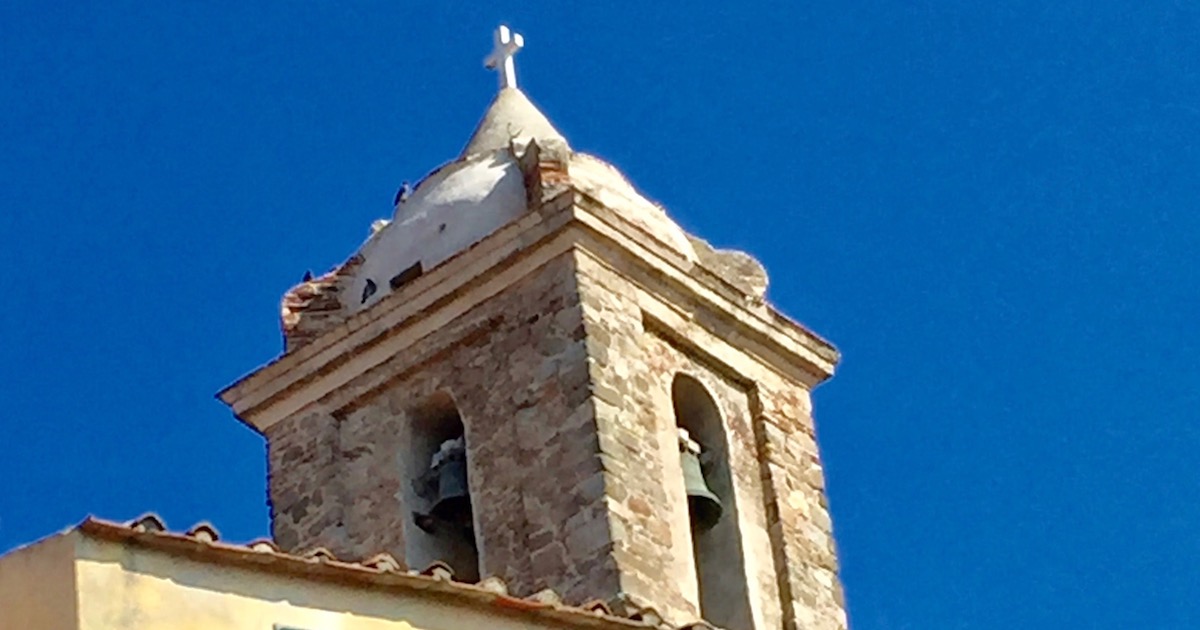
top-left (76, 514), bottom-right (674, 629)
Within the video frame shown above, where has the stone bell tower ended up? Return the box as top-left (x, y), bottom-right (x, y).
top-left (220, 26), bottom-right (845, 630)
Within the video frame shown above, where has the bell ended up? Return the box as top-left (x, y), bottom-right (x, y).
top-left (429, 456), bottom-right (473, 528)
top-left (680, 449), bottom-right (723, 531)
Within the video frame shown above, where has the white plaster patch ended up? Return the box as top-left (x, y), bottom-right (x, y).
top-left (348, 152), bottom-right (527, 311)
top-left (568, 154), bottom-right (697, 264)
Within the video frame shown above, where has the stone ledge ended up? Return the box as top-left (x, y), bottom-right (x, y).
top-left (220, 193), bottom-right (837, 432)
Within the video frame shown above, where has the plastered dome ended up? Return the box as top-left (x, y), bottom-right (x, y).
top-left (342, 88), bottom-right (697, 314)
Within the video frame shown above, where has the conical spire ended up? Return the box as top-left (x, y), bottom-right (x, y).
top-left (461, 87), bottom-right (570, 158)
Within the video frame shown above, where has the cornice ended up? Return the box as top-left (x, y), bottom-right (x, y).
top-left (219, 190), bottom-right (837, 433)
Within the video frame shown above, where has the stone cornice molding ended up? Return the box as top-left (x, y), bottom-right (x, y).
top-left (219, 188), bottom-right (837, 433)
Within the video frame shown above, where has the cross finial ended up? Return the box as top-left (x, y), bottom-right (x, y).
top-left (484, 25), bottom-right (524, 90)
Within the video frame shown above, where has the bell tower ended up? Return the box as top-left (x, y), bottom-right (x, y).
top-left (220, 26), bottom-right (845, 630)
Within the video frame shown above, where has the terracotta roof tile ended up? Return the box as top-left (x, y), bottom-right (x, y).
top-left (625, 604), bottom-right (665, 626)
top-left (362, 552), bottom-right (402, 573)
top-left (418, 560), bottom-right (455, 581)
top-left (246, 538), bottom-right (280, 553)
top-left (184, 522), bottom-right (220, 543)
top-left (73, 515), bottom-right (667, 630)
top-left (128, 512), bottom-right (166, 533)
top-left (301, 546), bottom-right (337, 562)
top-left (582, 600), bottom-right (614, 616)
top-left (529, 588), bottom-right (563, 606)
top-left (477, 575), bottom-right (510, 595)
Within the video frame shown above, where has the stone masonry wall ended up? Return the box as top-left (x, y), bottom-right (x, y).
top-left (263, 241), bottom-right (845, 629)
top-left (752, 380), bottom-right (846, 630)
top-left (264, 251), bottom-right (621, 604)
top-left (264, 408), bottom-right (351, 555)
top-left (576, 250), bottom-right (785, 628)
top-left (572, 252), bottom-right (699, 623)
top-left (641, 335), bottom-right (784, 630)
top-left (573, 248), bottom-right (846, 630)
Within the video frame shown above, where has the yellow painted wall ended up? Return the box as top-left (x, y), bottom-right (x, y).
top-left (0, 532), bottom-right (79, 630)
top-left (74, 537), bottom-right (567, 630)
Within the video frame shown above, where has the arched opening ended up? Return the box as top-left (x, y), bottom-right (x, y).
top-left (672, 374), bottom-right (753, 630)
top-left (402, 391), bottom-right (479, 582)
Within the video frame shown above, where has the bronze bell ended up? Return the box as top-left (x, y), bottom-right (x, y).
top-left (680, 448), bottom-right (723, 531)
top-left (429, 455), bottom-right (472, 528)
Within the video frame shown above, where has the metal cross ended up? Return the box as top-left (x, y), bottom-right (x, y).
top-left (484, 25), bottom-right (524, 90)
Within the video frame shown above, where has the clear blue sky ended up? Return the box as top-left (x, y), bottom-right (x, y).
top-left (2, 2), bottom-right (1198, 628)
